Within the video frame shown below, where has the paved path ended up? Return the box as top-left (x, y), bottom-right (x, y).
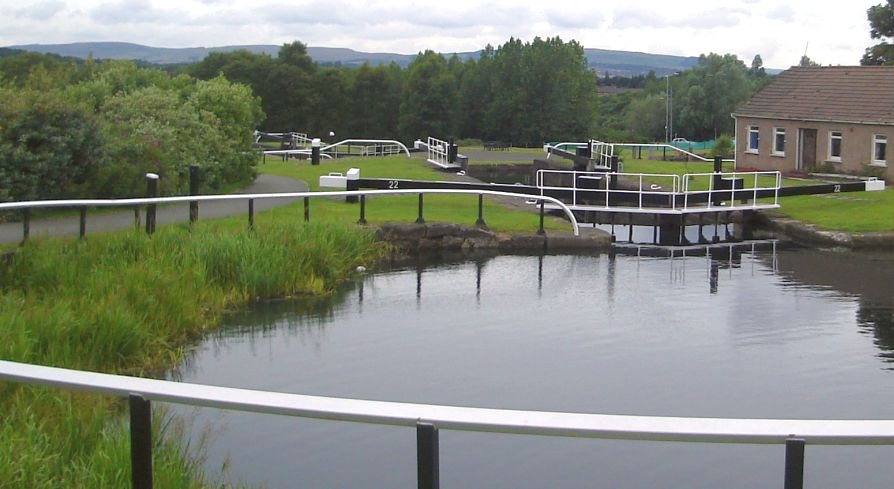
top-left (0, 174), bottom-right (308, 244)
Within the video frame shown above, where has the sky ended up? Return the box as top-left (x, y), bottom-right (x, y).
top-left (0, 0), bottom-right (881, 68)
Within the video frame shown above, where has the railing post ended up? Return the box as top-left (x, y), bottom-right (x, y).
top-left (417, 422), bottom-right (439, 489)
top-left (79, 207), bottom-right (87, 240)
top-left (303, 197), bottom-right (310, 222)
top-left (475, 194), bottom-right (486, 228)
top-left (189, 165), bottom-right (199, 225)
top-left (248, 198), bottom-right (255, 230)
top-left (784, 438), bottom-right (805, 489)
top-left (21, 208), bottom-right (30, 245)
top-left (537, 200), bottom-right (545, 235)
top-left (416, 194), bottom-right (425, 224)
top-left (129, 394), bottom-right (153, 489)
top-left (358, 195), bottom-right (367, 225)
top-left (145, 173), bottom-right (158, 236)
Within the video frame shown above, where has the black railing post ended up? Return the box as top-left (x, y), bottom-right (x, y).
top-left (129, 394), bottom-right (153, 489)
top-left (417, 422), bottom-right (439, 489)
top-left (248, 198), bottom-right (255, 230)
top-left (784, 438), bottom-right (805, 489)
top-left (358, 195), bottom-right (367, 225)
top-left (303, 197), bottom-right (310, 222)
top-left (475, 194), bottom-right (486, 228)
top-left (145, 173), bottom-right (158, 236)
top-left (79, 207), bottom-right (87, 240)
top-left (416, 194), bottom-right (425, 224)
top-left (537, 200), bottom-right (545, 235)
top-left (188, 165), bottom-right (199, 225)
top-left (21, 208), bottom-right (30, 245)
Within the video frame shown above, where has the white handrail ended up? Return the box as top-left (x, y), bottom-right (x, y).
top-left (2, 359), bottom-right (894, 445)
top-left (322, 139), bottom-right (411, 157)
top-left (0, 188), bottom-right (581, 236)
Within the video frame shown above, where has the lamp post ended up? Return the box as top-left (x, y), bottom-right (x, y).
top-left (664, 72), bottom-right (679, 143)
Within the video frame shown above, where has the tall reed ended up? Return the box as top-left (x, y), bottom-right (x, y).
top-left (0, 220), bottom-right (384, 487)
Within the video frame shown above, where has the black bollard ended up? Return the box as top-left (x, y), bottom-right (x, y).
top-left (609, 155), bottom-right (619, 190)
top-left (311, 138), bottom-right (321, 165)
top-left (189, 165), bottom-right (200, 224)
top-left (712, 155), bottom-right (723, 207)
top-left (145, 173), bottom-right (158, 236)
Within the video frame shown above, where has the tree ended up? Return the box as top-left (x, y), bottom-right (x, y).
top-left (799, 55), bottom-right (820, 67)
top-left (399, 51), bottom-right (458, 141)
top-left (749, 55), bottom-right (766, 78)
top-left (0, 88), bottom-right (102, 201)
top-left (863, 0), bottom-right (894, 65)
top-left (674, 53), bottom-right (753, 140)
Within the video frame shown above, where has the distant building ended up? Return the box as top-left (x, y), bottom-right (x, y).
top-left (732, 66), bottom-right (893, 182)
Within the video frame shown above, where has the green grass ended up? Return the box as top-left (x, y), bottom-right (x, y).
top-left (259, 155), bottom-right (572, 233)
top-left (765, 188), bottom-right (894, 233)
top-left (0, 220), bottom-right (384, 488)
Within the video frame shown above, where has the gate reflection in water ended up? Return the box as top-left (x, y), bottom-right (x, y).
top-left (170, 246), bottom-right (894, 489)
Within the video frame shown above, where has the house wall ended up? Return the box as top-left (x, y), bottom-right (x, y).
top-left (735, 117), bottom-right (892, 181)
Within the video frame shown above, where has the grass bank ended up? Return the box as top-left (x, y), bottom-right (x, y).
top-left (259, 155), bottom-right (572, 233)
top-left (0, 219), bottom-right (384, 487)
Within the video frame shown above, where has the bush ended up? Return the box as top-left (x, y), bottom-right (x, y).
top-left (712, 135), bottom-right (734, 158)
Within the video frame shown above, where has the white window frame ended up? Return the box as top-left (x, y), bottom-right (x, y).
top-left (828, 131), bottom-right (842, 162)
top-left (871, 134), bottom-right (887, 166)
top-left (746, 126), bottom-right (759, 154)
top-left (772, 127), bottom-right (785, 156)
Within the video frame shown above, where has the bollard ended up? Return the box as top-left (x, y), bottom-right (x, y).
top-left (304, 197), bottom-right (309, 222)
top-left (358, 195), bottom-right (367, 225)
top-left (79, 207), bottom-right (87, 240)
top-left (21, 208), bottom-right (30, 245)
top-left (416, 194), bottom-right (425, 224)
top-left (311, 138), bottom-right (321, 165)
top-left (609, 155), bottom-right (619, 190)
top-left (475, 194), bottom-right (486, 228)
top-left (189, 165), bottom-right (200, 224)
top-left (712, 155), bottom-right (723, 207)
top-left (145, 173), bottom-right (159, 236)
top-left (248, 199), bottom-right (255, 230)
top-left (448, 139), bottom-right (458, 164)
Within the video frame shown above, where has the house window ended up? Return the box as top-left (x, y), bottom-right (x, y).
top-left (873, 134), bottom-right (887, 166)
top-left (747, 126), bottom-right (759, 153)
top-left (773, 127), bottom-right (785, 156)
top-left (829, 131), bottom-right (842, 161)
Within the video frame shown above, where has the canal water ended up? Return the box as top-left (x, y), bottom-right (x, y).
top-left (170, 244), bottom-right (894, 489)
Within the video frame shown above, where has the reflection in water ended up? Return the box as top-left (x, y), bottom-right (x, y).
top-left (171, 246), bottom-right (894, 489)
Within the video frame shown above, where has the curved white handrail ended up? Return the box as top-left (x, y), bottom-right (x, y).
top-left (0, 189), bottom-right (580, 236)
top-left (2, 360), bottom-right (894, 445)
top-left (322, 139), bottom-right (411, 157)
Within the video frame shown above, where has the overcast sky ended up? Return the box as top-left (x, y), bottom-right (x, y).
top-left (0, 0), bottom-right (880, 68)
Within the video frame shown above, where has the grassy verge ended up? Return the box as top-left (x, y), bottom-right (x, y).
top-left (0, 219), bottom-right (384, 488)
top-left (259, 155), bottom-right (572, 233)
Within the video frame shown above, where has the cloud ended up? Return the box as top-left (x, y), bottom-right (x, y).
top-left (676, 8), bottom-right (747, 29)
top-left (88, 0), bottom-right (182, 24)
top-left (11, 0), bottom-right (67, 20)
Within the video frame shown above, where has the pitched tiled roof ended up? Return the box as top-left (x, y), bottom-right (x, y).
top-left (733, 66), bottom-right (894, 125)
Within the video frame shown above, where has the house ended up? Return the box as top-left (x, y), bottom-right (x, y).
top-left (732, 66), bottom-right (893, 182)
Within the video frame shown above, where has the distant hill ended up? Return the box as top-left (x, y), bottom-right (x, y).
top-left (7, 41), bottom-right (700, 75)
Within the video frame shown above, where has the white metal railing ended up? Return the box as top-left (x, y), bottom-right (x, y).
top-left (2, 359), bottom-right (894, 489)
top-left (0, 188), bottom-right (581, 238)
top-left (264, 139), bottom-right (410, 159)
top-left (536, 169), bottom-right (681, 210)
top-left (682, 171), bottom-right (782, 210)
top-left (426, 136), bottom-right (456, 168)
top-left (360, 144), bottom-right (402, 156)
top-left (533, 169), bottom-right (781, 213)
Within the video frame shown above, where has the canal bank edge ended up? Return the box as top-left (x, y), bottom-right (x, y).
top-left (755, 212), bottom-right (894, 249)
top-left (374, 222), bottom-right (612, 254)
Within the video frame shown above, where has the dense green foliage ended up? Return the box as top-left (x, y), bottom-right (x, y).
top-left (0, 220), bottom-right (384, 487)
top-left (863, 0), bottom-right (894, 65)
top-left (189, 38), bottom-right (598, 147)
top-left (0, 56), bottom-right (263, 200)
top-left (596, 53), bottom-right (769, 142)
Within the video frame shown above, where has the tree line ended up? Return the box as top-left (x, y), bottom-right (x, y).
top-left (0, 52), bottom-right (263, 201)
top-left (187, 37), bottom-right (599, 148)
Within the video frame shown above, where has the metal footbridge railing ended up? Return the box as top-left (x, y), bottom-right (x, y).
top-left (2, 359), bottom-right (894, 489)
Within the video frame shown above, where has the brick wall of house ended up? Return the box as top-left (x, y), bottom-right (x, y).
top-left (735, 117), bottom-right (892, 181)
